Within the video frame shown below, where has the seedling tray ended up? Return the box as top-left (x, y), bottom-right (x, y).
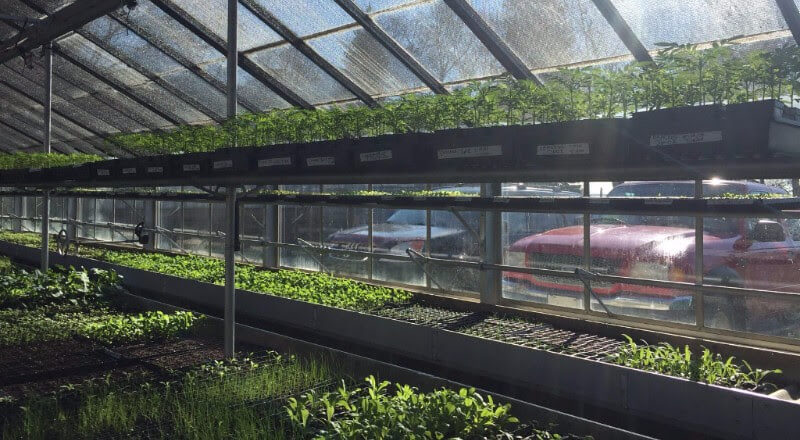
top-left (48, 163), bottom-right (93, 183)
top-left (630, 100), bottom-right (800, 163)
top-left (351, 133), bottom-right (422, 173)
top-left (248, 144), bottom-right (299, 176)
top-left (428, 126), bottom-right (516, 171)
top-left (515, 119), bottom-right (629, 171)
top-left (1, 168), bottom-right (46, 186)
top-left (298, 139), bottom-right (351, 174)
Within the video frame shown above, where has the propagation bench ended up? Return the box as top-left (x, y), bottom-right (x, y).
top-left (3, 101), bottom-right (800, 438)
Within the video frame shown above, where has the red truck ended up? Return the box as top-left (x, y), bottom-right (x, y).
top-left (504, 180), bottom-right (800, 336)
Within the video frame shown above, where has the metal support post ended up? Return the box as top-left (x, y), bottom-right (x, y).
top-left (226, 0), bottom-right (238, 130)
top-left (43, 41), bottom-right (53, 154)
top-left (694, 179), bottom-right (705, 328)
top-left (583, 181), bottom-right (592, 311)
top-left (224, 186), bottom-right (237, 358)
top-left (12, 196), bottom-right (22, 232)
top-left (480, 182), bottom-right (502, 305)
top-left (66, 197), bottom-right (77, 243)
top-left (41, 191), bottom-right (50, 271)
top-left (263, 196), bottom-right (279, 267)
top-left (143, 199), bottom-right (157, 251)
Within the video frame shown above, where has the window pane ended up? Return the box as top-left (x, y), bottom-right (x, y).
top-left (170, 0), bottom-right (283, 51)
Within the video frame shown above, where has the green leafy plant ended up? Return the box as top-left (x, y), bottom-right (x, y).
top-left (0, 152), bottom-right (102, 170)
top-left (103, 40), bottom-right (800, 156)
top-left (286, 375), bottom-right (532, 439)
top-left (609, 335), bottom-right (781, 391)
top-left (80, 310), bottom-right (202, 345)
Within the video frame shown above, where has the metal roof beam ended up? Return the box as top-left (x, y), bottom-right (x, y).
top-left (776, 0), bottom-right (800, 45)
top-left (148, 0), bottom-right (312, 109)
top-left (107, 12), bottom-right (262, 114)
top-left (3, 15), bottom-right (185, 128)
top-left (15, 0), bottom-right (224, 123)
top-left (0, 116), bottom-right (72, 154)
top-left (53, 49), bottom-right (184, 126)
top-left (0, 120), bottom-right (34, 152)
top-left (0, 78), bottom-right (108, 156)
top-left (332, 0), bottom-right (447, 94)
top-left (443, 0), bottom-right (540, 83)
top-left (591, 0), bottom-right (653, 63)
top-left (0, 0), bottom-right (132, 64)
top-left (239, 0), bottom-right (379, 107)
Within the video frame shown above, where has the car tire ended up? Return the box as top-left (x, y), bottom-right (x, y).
top-left (704, 267), bottom-right (747, 331)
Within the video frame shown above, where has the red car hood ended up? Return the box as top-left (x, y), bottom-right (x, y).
top-left (510, 224), bottom-right (699, 261)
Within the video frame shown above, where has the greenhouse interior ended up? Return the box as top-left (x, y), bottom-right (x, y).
top-left (3, 0), bottom-right (800, 438)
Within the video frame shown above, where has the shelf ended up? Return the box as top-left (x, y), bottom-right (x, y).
top-left (3, 101), bottom-right (800, 188)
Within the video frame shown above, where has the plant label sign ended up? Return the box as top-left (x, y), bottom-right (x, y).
top-left (650, 131), bottom-right (722, 147)
top-left (437, 145), bottom-right (502, 160)
top-left (97, 169), bottom-right (110, 176)
top-left (536, 143), bottom-right (590, 156)
top-left (147, 167), bottom-right (164, 174)
top-left (306, 156), bottom-right (335, 167)
top-left (360, 150), bottom-right (393, 163)
top-left (213, 160), bottom-right (233, 170)
top-left (183, 164), bottom-right (201, 172)
top-left (122, 167), bottom-right (137, 175)
top-left (258, 157), bottom-right (292, 168)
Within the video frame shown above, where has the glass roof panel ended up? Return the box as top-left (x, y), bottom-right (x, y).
top-left (121, 1), bottom-right (224, 67)
top-left (247, 45), bottom-right (355, 104)
top-left (2, 0), bottom-right (45, 20)
top-left (51, 100), bottom-right (124, 134)
top-left (57, 34), bottom-right (150, 87)
top-left (62, 94), bottom-right (148, 132)
top-left (250, 0), bottom-right (355, 37)
top-left (612, 0), bottom-right (788, 49)
top-left (373, 0), bottom-right (504, 82)
top-left (468, 0), bottom-right (629, 70)
top-left (80, 16), bottom-right (184, 76)
top-left (201, 61), bottom-right (290, 111)
top-left (130, 81), bottom-right (211, 124)
top-left (307, 26), bottom-right (424, 96)
top-left (0, 22), bottom-right (16, 41)
top-left (2, 57), bottom-right (99, 101)
top-left (160, 69), bottom-right (230, 116)
top-left (169, 0), bottom-right (283, 51)
top-left (354, 0), bottom-right (416, 13)
top-left (91, 88), bottom-right (174, 128)
top-left (0, 126), bottom-right (32, 149)
top-left (0, 115), bottom-right (41, 142)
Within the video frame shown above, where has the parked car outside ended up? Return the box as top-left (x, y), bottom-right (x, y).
top-left (504, 180), bottom-right (800, 336)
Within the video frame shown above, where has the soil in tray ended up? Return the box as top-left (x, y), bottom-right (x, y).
top-left (374, 302), bottom-right (624, 360)
top-left (0, 336), bottom-right (230, 402)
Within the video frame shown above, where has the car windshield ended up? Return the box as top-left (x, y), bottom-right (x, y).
top-left (387, 210), bottom-right (480, 229)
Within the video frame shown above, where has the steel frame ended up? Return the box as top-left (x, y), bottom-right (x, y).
top-left (239, 0), bottom-right (378, 107)
top-left (590, 0), bottom-right (652, 63)
top-left (0, 0), bottom-right (131, 63)
top-left (776, 0), bottom-right (800, 45)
